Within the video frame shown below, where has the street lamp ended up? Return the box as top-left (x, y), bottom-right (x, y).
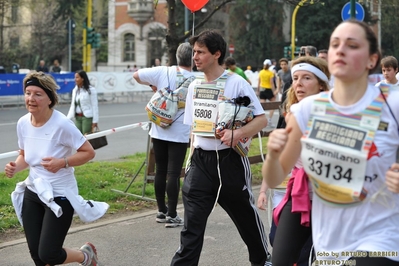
top-left (287, 0), bottom-right (320, 60)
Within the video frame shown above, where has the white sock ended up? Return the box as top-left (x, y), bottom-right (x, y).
top-left (81, 251), bottom-right (89, 264)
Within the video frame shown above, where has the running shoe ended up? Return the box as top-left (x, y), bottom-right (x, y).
top-left (156, 211), bottom-right (168, 223)
top-left (165, 215), bottom-right (184, 228)
top-left (79, 242), bottom-right (98, 266)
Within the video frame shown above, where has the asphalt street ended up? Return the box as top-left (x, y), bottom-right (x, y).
top-left (0, 96), bottom-right (279, 172)
top-left (0, 186), bottom-right (272, 266)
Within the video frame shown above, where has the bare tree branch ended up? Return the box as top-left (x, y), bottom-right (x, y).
top-left (179, 0), bottom-right (234, 43)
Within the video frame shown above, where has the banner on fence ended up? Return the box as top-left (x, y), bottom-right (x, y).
top-left (0, 72), bottom-right (150, 96)
top-left (87, 72), bottom-right (149, 94)
top-left (0, 73), bottom-right (75, 96)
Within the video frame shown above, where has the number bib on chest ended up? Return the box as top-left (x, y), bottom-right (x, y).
top-left (192, 76), bottom-right (228, 136)
top-left (300, 92), bottom-right (384, 205)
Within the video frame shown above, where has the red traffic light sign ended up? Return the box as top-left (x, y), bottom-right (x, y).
top-left (229, 44), bottom-right (235, 54)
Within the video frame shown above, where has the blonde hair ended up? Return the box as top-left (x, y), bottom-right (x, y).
top-left (283, 56), bottom-right (330, 114)
top-left (23, 71), bottom-right (59, 108)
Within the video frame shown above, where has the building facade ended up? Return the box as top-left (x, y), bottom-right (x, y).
top-left (100, 0), bottom-right (168, 72)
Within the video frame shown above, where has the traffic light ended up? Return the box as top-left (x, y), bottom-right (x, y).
top-left (86, 27), bottom-right (95, 45)
top-left (283, 46), bottom-right (291, 58)
top-left (92, 33), bottom-right (101, 49)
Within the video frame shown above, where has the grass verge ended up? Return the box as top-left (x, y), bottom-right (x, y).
top-left (0, 136), bottom-right (268, 236)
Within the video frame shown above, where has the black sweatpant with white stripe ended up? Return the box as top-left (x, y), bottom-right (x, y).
top-left (171, 148), bottom-right (269, 266)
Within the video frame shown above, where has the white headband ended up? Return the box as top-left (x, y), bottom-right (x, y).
top-left (291, 63), bottom-right (329, 83)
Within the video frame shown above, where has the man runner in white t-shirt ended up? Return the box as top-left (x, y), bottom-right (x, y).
top-left (171, 29), bottom-right (271, 266)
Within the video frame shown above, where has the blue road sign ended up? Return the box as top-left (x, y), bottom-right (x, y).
top-left (341, 2), bottom-right (365, 21)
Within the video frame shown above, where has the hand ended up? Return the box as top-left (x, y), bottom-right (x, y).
top-left (150, 85), bottom-right (157, 92)
top-left (267, 127), bottom-right (292, 160)
top-left (4, 162), bottom-right (16, 178)
top-left (257, 191), bottom-right (268, 210)
top-left (92, 123), bottom-right (98, 129)
top-left (386, 163), bottom-right (399, 193)
top-left (41, 157), bottom-right (64, 173)
top-left (219, 129), bottom-right (241, 147)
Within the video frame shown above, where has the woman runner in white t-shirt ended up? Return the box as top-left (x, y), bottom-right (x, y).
top-left (258, 56), bottom-right (330, 266)
top-left (263, 20), bottom-right (399, 266)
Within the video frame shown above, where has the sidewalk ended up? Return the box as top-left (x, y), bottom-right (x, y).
top-left (0, 186), bottom-right (273, 266)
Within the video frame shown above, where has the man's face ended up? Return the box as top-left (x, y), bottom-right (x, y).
top-left (280, 61), bottom-right (288, 71)
top-left (226, 64), bottom-right (236, 71)
top-left (318, 53), bottom-right (328, 61)
top-left (192, 43), bottom-right (220, 72)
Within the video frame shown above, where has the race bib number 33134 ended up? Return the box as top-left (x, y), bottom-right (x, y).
top-left (300, 118), bottom-right (370, 205)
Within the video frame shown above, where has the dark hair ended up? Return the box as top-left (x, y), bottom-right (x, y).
top-left (339, 19), bottom-right (381, 74)
top-left (318, 49), bottom-right (328, 54)
top-left (76, 70), bottom-right (91, 93)
top-left (279, 58), bottom-right (289, 64)
top-left (189, 29), bottom-right (226, 65)
top-left (380, 56), bottom-right (398, 70)
top-left (224, 57), bottom-right (236, 67)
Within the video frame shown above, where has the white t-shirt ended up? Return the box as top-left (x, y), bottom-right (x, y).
top-left (292, 85), bottom-right (399, 261)
top-left (375, 79), bottom-right (399, 87)
top-left (137, 66), bottom-right (194, 143)
top-left (17, 110), bottom-right (87, 196)
top-left (184, 71), bottom-right (265, 151)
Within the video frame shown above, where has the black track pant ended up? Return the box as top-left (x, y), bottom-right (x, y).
top-left (152, 138), bottom-right (188, 217)
top-left (171, 148), bottom-right (269, 266)
top-left (22, 188), bottom-right (74, 266)
top-left (272, 199), bottom-right (312, 266)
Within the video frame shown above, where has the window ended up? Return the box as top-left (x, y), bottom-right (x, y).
top-left (123, 33), bottom-right (135, 62)
top-left (147, 28), bottom-right (164, 66)
top-left (10, 37), bottom-right (19, 47)
top-left (11, 0), bottom-right (19, 23)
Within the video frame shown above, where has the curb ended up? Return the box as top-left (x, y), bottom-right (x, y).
top-left (0, 185), bottom-right (262, 249)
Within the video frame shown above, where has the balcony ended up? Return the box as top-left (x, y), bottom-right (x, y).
top-left (127, 0), bottom-right (154, 24)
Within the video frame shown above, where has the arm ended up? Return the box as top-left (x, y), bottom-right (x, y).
top-left (133, 71), bottom-right (149, 85)
top-left (66, 88), bottom-right (76, 120)
top-left (90, 87), bottom-right (99, 125)
top-left (262, 115), bottom-right (302, 188)
top-left (386, 163), bottom-right (399, 193)
top-left (270, 75), bottom-right (276, 92)
top-left (257, 179), bottom-right (269, 210)
top-left (219, 114), bottom-right (267, 147)
top-left (276, 75), bottom-right (282, 94)
top-left (4, 150), bottom-right (29, 178)
top-left (41, 141), bottom-right (95, 173)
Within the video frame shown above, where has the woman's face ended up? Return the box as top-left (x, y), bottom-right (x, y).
top-left (24, 86), bottom-right (51, 114)
top-left (75, 73), bottom-right (84, 87)
top-left (292, 70), bottom-right (321, 102)
top-left (328, 22), bottom-right (377, 81)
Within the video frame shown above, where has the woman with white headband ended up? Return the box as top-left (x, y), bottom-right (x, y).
top-left (263, 20), bottom-right (399, 266)
top-left (258, 56), bottom-right (330, 265)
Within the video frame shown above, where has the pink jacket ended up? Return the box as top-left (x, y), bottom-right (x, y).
top-left (273, 167), bottom-right (311, 227)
